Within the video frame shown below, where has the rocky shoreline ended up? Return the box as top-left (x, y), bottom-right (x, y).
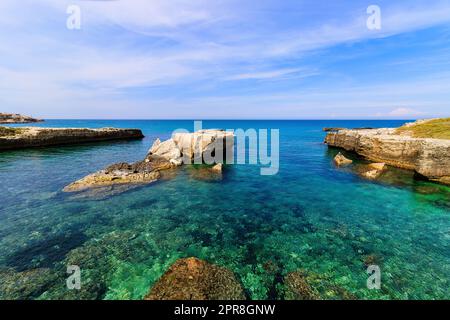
top-left (0, 113), bottom-right (43, 124)
top-left (0, 127), bottom-right (144, 151)
top-left (324, 119), bottom-right (450, 185)
top-left (64, 129), bottom-right (234, 192)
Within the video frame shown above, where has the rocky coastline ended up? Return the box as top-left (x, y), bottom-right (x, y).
top-left (0, 113), bottom-right (43, 124)
top-left (0, 127), bottom-right (144, 151)
top-left (324, 119), bottom-right (450, 185)
top-left (64, 129), bottom-right (234, 192)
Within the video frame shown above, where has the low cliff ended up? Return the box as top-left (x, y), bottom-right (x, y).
top-left (324, 121), bottom-right (450, 185)
top-left (0, 127), bottom-right (144, 150)
top-left (0, 113), bottom-right (43, 124)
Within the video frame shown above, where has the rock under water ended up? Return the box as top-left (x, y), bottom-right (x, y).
top-left (145, 257), bottom-right (246, 300)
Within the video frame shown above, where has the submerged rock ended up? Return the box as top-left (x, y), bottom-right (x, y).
top-left (145, 257), bottom-right (246, 300)
top-left (0, 267), bottom-right (57, 300)
top-left (147, 138), bottom-right (182, 163)
top-left (324, 119), bottom-right (450, 185)
top-left (188, 166), bottom-right (223, 182)
top-left (283, 271), bottom-right (320, 300)
top-left (359, 163), bottom-right (387, 180)
top-left (211, 163), bottom-right (223, 173)
top-left (334, 152), bottom-right (353, 166)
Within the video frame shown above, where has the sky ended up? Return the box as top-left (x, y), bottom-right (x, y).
top-left (0, 0), bottom-right (450, 119)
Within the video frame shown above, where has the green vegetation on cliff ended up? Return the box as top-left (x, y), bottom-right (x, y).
top-left (396, 118), bottom-right (450, 139)
top-left (0, 126), bottom-right (24, 137)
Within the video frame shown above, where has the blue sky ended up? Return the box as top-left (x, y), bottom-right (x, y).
top-left (0, 0), bottom-right (450, 119)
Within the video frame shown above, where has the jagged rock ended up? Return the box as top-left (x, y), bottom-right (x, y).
top-left (324, 122), bottom-right (450, 185)
top-left (147, 138), bottom-right (181, 162)
top-left (0, 127), bottom-right (144, 150)
top-left (63, 156), bottom-right (173, 192)
top-left (149, 138), bottom-right (161, 153)
top-left (283, 270), bottom-right (357, 300)
top-left (283, 271), bottom-right (320, 300)
top-left (334, 152), bottom-right (353, 166)
top-left (145, 257), bottom-right (245, 300)
top-left (188, 166), bottom-right (223, 182)
top-left (211, 163), bottom-right (223, 173)
top-left (172, 130), bottom-right (234, 164)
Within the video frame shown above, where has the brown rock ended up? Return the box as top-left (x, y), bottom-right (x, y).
top-left (211, 163), bottom-right (223, 173)
top-left (63, 156), bottom-right (173, 192)
top-left (334, 152), bottom-right (353, 166)
top-left (147, 138), bottom-right (181, 162)
top-left (283, 271), bottom-right (320, 300)
top-left (145, 257), bottom-right (246, 300)
top-left (359, 162), bottom-right (387, 180)
top-left (0, 113), bottom-right (43, 124)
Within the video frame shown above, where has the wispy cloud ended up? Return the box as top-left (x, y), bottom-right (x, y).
top-left (0, 0), bottom-right (449, 118)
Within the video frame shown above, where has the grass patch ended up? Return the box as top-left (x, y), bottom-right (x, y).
top-left (396, 118), bottom-right (450, 139)
top-left (0, 126), bottom-right (25, 137)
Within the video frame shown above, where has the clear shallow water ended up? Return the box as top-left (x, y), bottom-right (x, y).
top-left (0, 120), bottom-right (449, 300)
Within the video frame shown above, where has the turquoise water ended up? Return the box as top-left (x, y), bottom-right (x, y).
top-left (0, 120), bottom-right (449, 300)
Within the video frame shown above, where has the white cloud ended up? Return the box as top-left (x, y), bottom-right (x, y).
top-left (224, 68), bottom-right (316, 81)
top-left (386, 108), bottom-right (427, 117)
top-left (0, 0), bottom-right (450, 118)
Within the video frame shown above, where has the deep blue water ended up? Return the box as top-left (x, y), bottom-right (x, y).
top-left (0, 120), bottom-right (449, 300)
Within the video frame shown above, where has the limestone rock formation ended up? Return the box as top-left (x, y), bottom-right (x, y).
top-left (145, 257), bottom-right (246, 300)
top-left (333, 152), bottom-right (353, 166)
top-left (325, 122), bottom-right (450, 185)
top-left (148, 138), bottom-right (182, 163)
top-left (0, 113), bottom-right (43, 124)
top-left (64, 129), bottom-right (234, 192)
top-left (172, 129), bottom-right (234, 164)
top-left (0, 127), bottom-right (144, 150)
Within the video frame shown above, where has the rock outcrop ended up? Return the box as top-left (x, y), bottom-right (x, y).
top-left (325, 124), bottom-right (450, 185)
top-left (64, 129), bottom-right (234, 192)
top-left (359, 163), bottom-right (387, 180)
top-left (145, 257), bottom-right (245, 300)
top-left (0, 127), bottom-right (144, 150)
top-left (0, 113), bottom-right (43, 124)
top-left (63, 155), bottom-right (173, 192)
top-left (283, 271), bottom-right (319, 300)
top-left (333, 152), bottom-right (353, 166)
top-left (156, 129), bottom-right (234, 164)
